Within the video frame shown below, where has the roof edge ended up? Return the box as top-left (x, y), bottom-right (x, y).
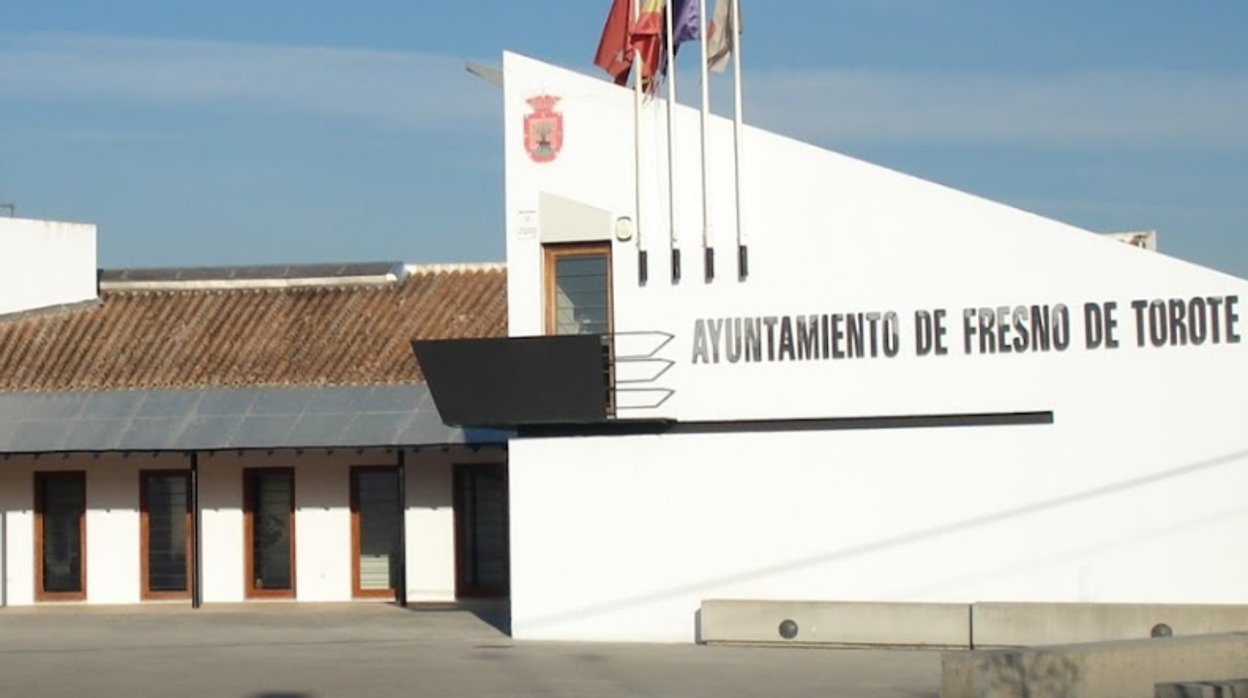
top-left (98, 261), bottom-right (408, 292)
top-left (0, 298), bottom-right (101, 323)
top-left (404, 262), bottom-right (506, 275)
top-left (100, 273), bottom-right (405, 292)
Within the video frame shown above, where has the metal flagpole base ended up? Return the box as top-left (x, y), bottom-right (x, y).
top-left (638, 249), bottom-right (649, 285)
top-left (738, 245), bottom-right (749, 281)
top-left (671, 249), bottom-right (681, 283)
top-left (705, 247), bottom-right (715, 282)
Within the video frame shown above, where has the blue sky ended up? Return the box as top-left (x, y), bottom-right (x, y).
top-left (1, 0), bottom-right (1245, 277)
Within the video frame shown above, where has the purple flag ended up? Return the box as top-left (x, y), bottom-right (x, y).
top-left (659, 0), bottom-right (700, 79)
top-left (671, 0), bottom-right (700, 50)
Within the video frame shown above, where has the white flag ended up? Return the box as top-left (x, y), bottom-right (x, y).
top-left (705, 0), bottom-right (740, 73)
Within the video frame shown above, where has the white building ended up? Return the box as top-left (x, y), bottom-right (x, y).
top-left (0, 219), bottom-right (510, 608)
top-left (417, 52), bottom-right (1247, 645)
top-left (3, 52), bottom-right (1246, 650)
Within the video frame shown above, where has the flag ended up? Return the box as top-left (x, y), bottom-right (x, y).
top-left (658, 0), bottom-right (699, 78)
top-left (594, 0), bottom-right (667, 90)
top-left (631, 0), bottom-right (666, 92)
top-left (705, 0), bottom-right (740, 73)
top-left (670, 0), bottom-right (700, 49)
top-left (594, 0), bottom-right (634, 85)
top-left (633, 0), bottom-right (666, 36)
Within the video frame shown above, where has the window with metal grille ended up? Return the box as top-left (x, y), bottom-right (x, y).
top-left (544, 242), bottom-right (614, 412)
top-left (35, 471), bottom-right (86, 601)
top-left (141, 470), bottom-right (192, 600)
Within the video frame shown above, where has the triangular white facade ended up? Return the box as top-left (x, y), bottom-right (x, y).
top-left (502, 52), bottom-right (1247, 643)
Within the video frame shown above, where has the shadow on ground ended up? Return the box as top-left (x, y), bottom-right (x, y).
top-left (390, 599), bottom-right (511, 637)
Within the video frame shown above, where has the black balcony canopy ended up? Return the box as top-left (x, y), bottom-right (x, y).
top-left (413, 335), bottom-right (609, 428)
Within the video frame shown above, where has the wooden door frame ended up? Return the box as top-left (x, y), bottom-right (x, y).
top-left (453, 462), bottom-right (510, 599)
top-left (139, 469), bottom-right (193, 601)
top-left (349, 465), bottom-right (400, 599)
top-left (33, 471), bottom-right (87, 602)
top-left (243, 467), bottom-right (297, 599)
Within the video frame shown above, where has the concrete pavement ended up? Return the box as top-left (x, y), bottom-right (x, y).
top-left (0, 604), bottom-right (940, 698)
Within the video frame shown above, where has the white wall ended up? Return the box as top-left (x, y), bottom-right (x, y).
top-left (0, 217), bottom-right (97, 316)
top-left (509, 408), bottom-right (1248, 642)
top-left (199, 453), bottom-right (242, 602)
top-left (408, 448), bottom-right (512, 602)
top-left (293, 454), bottom-right (353, 601)
top-left (199, 450), bottom-right (366, 603)
top-left (502, 52), bottom-right (1245, 421)
top-left (0, 448), bottom-right (479, 606)
top-left (407, 453), bottom-right (456, 602)
top-left (501, 53), bottom-right (1248, 642)
top-left (0, 454), bottom-right (179, 606)
top-left (200, 449), bottom-right (461, 604)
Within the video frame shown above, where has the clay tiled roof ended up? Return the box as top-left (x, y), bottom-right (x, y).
top-left (0, 265), bottom-right (506, 392)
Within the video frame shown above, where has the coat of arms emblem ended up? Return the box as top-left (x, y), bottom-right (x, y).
top-left (524, 94), bottom-right (563, 163)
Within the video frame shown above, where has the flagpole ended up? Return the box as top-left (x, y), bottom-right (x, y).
top-left (665, 0), bottom-right (680, 283)
top-left (698, 0), bottom-right (713, 282)
top-left (730, 0), bottom-right (747, 280)
top-left (633, 0), bottom-right (648, 285)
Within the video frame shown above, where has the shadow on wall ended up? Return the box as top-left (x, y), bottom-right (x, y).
top-left (905, 498), bottom-right (1248, 600)
top-left (519, 448), bottom-right (1248, 634)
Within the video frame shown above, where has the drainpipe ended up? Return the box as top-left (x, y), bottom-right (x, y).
top-left (190, 451), bottom-right (203, 609)
top-left (1, 507), bottom-right (7, 607)
top-left (396, 449), bottom-right (408, 608)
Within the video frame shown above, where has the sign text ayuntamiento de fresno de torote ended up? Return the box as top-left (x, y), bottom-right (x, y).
top-left (690, 295), bottom-right (1241, 364)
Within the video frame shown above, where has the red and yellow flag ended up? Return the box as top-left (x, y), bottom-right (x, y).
top-left (594, 0), bottom-right (668, 90)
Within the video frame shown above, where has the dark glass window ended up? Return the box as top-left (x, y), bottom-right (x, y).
top-left (142, 472), bottom-right (191, 597)
top-left (352, 468), bottom-right (401, 595)
top-left (36, 472), bottom-right (86, 599)
top-left (246, 469), bottom-right (295, 596)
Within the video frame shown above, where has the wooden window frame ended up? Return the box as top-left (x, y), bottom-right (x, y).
top-left (453, 462), bottom-right (510, 599)
top-left (350, 465), bottom-right (401, 599)
top-left (139, 469), bottom-right (193, 601)
top-left (543, 241), bottom-right (614, 336)
top-left (543, 241), bottom-right (616, 413)
top-left (34, 471), bottom-right (87, 602)
top-left (243, 467), bottom-right (297, 600)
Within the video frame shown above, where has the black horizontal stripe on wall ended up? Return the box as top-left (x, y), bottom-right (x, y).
top-left (516, 411), bottom-right (1055, 439)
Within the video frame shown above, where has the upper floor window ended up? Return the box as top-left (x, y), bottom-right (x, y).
top-left (544, 242), bottom-right (612, 336)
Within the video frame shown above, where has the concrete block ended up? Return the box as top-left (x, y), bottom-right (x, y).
top-left (699, 599), bottom-right (970, 648)
top-left (973, 602), bottom-right (1248, 647)
top-left (942, 632), bottom-right (1248, 698)
top-left (1155, 679), bottom-right (1248, 698)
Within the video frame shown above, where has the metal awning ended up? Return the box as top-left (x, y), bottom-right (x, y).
top-left (0, 385), bottom-right (510, 454)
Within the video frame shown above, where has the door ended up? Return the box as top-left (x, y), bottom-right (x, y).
top-left (34, 471), bottom-right (86, 601)
top-left (140, 470), bottom-right (192, 600)
top-left (454, 463), bottom-right (509, 598)
top-left (244, 468), bottom-right (295, 598)
top-left (350, 467), bottom-right (402, 598)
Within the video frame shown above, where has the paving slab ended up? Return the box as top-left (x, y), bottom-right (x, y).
top-left (0, 604), bottom-right (940, 698)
